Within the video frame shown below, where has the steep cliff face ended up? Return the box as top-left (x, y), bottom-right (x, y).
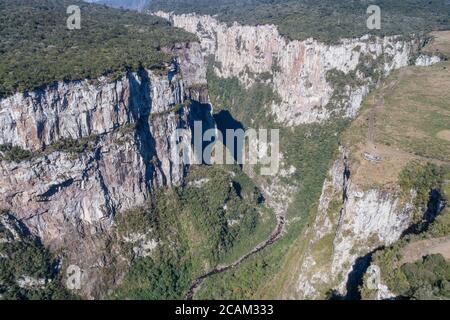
top-left (0, 42), bottom-right (207, 152)
top-left (152, 12), bottom-right (430, 299)
top-left (294, 147), bottom-right (416, 298)
top-left (149, 12), bottom-right (436, 300)
top-left (0, 42), bottom-right (212, 297)
top-left (155, 12), bottom-right (419, 125)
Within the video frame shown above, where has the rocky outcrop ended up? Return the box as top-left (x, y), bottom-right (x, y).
top-left (0, 43), bottom-right (207, 152)
top-left (294, 147), bottom-right (415, 298)
top-left (155, 12), bottom-right (419, 125)
top-left (0, 42), bottom-right (212, 297)
top-left (363, 264), bottom-right (396, 300)
top-left (415, 54), bottom-right (442, 66)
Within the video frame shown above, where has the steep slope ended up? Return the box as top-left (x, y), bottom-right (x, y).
top-left (359, 32), bottom-right (450, 300)
top-left (0, 211), bottom-right (72, 299)
top-left (278, 31), bottom-right (450, 299)
top-left (0, 1), bottom-right (277, 299)
top-left (2, 1), bottom-right (448, 300)
top-left (0, 41), bottom-right (212, 298)
top-left (149, 10), bottom-right (444, 299)
top-left (156, 11), bottom-right (421, 125)
top-left (0, 0), bottom-right (195, 97)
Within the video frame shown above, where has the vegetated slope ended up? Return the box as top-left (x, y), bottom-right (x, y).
top-left (277, 30), bottom-right (450, 300)
top-left (358, 32), bottom-right (450, 300)
top-left (364, 168), bottom-right (450, 299)
top-left (0, 1), bottom-right (280, 301)
top-left (111, 165), bottom-right (276, 299)
top-left (0, 211), bottom-right (73, 300)
top-left (149, 0), bottom-right (450, 42)
top-left (341, 32), bottom-right (450, 182)
top-left (0, 0), bottom-right (195, 97)
top-left (157, 4), bottom-right (430, 299)
top-left (190, 61), bottom-right (347, 299)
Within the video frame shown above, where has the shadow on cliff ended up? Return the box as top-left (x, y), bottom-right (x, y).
top-left (188, 101), bottom-right (215, 164)
top-left (329, 188), bottom-right (447, 300)
top-left (128, 69), bottom-right (160, 188)
top-left (213, 110), bottom-right (245, 166)
top-left (326, 248), bottom-right (380, 300)
top-left (129, 69), bottom-right (217, 185)
top-left (402, 189), bottom-right (447, 236)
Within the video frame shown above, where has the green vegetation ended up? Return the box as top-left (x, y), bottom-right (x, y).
top-left (0, 144), bottom-right (33, 162)
top-left (208, 61), bottom-right (347, 218)
top-left (149, 0), bottom-right (450, 43)
top-left (368, 250), bottom-right (450, 300)
top-left (399, 162), bottom-right (448, 209)
top-left (0, 0), bottom-right (195, 97)
top-left (113, 165), bottom-right (275, 299)
top-left (47, 135), bottom-right (97, 154)
top-left (399, 254), bottom-right (450, 299)
top-left (282, 121), bottom-right (348, 220)
top-left (364, 163), bottom-right (450, 299)
top-left (326, 54), bottom-right (385, 91)
top-left (0, 135), bottom-right (98, 163)
top-left (376, 61), bottom-right (450, 162)
top-left (196, 118), bottom-right (346, 298)
top-left (207, 63), bottom-right (279, 128)
top-left (196, 255), bottom-right (274, 299)
top-left (0, 211), bottom-right (72, 300)
top-left (150, 100), bottom-right (191, 119)
top-left (113, 191), bottom-right (192, 299)
top-left (192, 57), bottom-right (347, 298)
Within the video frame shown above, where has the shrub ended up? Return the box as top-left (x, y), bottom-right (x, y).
top-left (0, 144), bottom-right (33, 162)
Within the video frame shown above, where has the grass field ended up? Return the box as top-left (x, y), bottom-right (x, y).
top-left (340, 31), bottom-right (450, 190)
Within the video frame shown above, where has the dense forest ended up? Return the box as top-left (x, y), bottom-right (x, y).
top-left (148, 0), bottom-right (450, 42)
top-left (0, 0), bottom-right (195, 97)
top-left (112, 165), bottom-right (275, 299)
top-left (0, 212), bottom-right (73, 300)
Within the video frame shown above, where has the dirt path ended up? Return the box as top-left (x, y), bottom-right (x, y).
top-left (185, 214), bottom-right (285, 299)
top-left (400, 236), bottom-right (450, 264)
top-left (367, 70), bottom-right (408, 144)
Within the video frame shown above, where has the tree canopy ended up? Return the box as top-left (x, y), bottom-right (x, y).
top-left (0, 0), bottom-right (195, 97)
top-left (149, 0), bottom-right (450, 43)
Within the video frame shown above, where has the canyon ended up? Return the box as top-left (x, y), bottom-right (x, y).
top-left (0, 42), bottom-right (213, 297)
top-left (153, 11), bottom-right (444, 299)
top-left (1, 4), bottom-right (446, 300)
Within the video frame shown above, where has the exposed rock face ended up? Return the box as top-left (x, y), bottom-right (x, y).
top-left (0, 212), bottom-right (29, 244)
top-left (0, 43), bottom-right (207, 152)
top-left (363, 264), bottom-right (396, 300)
top-left (155, 12), bottom-right (419, 125)
top-left (0, 42), bottom-right (212, 297)
top-left (295, 148), bottom-right (414, 298)
top-left (415, 54), bottom-right (442, 66)
top-left (152, 13), bottom-right (425, 299)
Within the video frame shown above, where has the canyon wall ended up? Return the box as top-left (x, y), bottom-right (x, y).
top-left (293, 147), bottom-right (416, 298)
top-left (156, 12), bottom-right (419, 125)
top-left (0, 10), bottom-right (433, 299)
top-left (0, 42), bottom-right (212, 297)
top-left (154, 12), bottom-right (429, 299)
